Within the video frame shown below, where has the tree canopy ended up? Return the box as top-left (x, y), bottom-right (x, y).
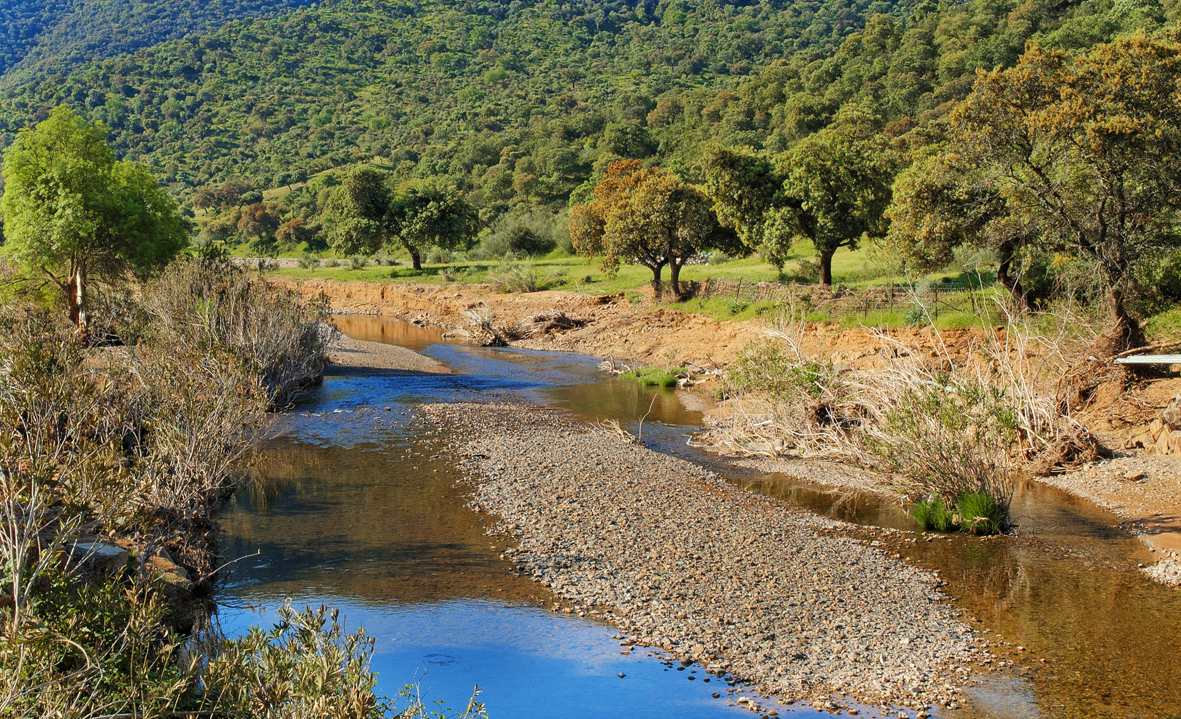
top-left (323, 165), bottom-right (476, 268)
top-left (0, 105), bottom-right (187, 327)
top-left (945, 32), bottom-right (1181, 340)
top-left (572, 160), bottom-right (737, 297)
top-left (704, 111), bottom-right (895, 285)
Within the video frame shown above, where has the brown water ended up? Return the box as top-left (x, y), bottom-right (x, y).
top-left (221, 317), bottom-right (1181, 719)
top-left (731, 474), bottom-right (1181, 718)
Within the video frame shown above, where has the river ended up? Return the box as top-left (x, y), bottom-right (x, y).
top-left (217, 316), bottom-right (1181, 719)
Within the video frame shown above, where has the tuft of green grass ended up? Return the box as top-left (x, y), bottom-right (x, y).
top-left (620, 366), bottom-right (683, 387)
top-left (956, 491), bottom-right (1005, 535)
top-left (911, 496), bottom-right (956, 532)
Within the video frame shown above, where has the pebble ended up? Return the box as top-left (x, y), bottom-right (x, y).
top-left (423, 402), bottom-right (977, 711)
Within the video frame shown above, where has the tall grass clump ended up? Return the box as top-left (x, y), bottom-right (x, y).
top-left (911, 496), bottom-right (955, 532)
top-left (298, 252), bottom-right (320, 268)
top-left (620, 366), bottom-right (682, 387)
top-left (700, 301), bottom-right (1109, 532)
top-left (142, 258), bottom-right (334, 407)
top-left (489, 261), bottom-right (539, 293)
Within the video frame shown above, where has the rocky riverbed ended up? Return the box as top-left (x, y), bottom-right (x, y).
top-left (421, 401), bottom-right (984, 713)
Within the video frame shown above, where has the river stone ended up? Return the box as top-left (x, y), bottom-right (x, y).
top-left (70, 541), bottom-right (129, 573)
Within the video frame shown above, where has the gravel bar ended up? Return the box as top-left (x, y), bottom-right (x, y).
top-left (422, 402), bottom-right (980, 712)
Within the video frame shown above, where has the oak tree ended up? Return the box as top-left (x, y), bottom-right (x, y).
top-left (953, 33), bottom-right (1181, 346)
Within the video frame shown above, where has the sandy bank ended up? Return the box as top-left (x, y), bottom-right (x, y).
top-left (326, 333), bottom-right (450, 375)
top-left (422, 401), bottom-right (983, 712)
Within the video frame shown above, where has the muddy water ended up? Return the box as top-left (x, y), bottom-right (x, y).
top-left (220, 317), bottom-right (1181, 719)
top-left (732, 463), bottom-right (1181, 718)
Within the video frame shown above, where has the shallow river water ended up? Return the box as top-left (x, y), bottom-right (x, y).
top-left (218, 316), bottom-right (1181, 719)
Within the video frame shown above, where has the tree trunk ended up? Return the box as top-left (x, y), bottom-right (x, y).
top-left (996, 239), bottom-right (1029, 313)
top-left (819, 250), bottom-right (834, 286)
top-left (1109, 288), bottom-right (1146, 352)
top-left (669, 260), bottom-right (684, 300)
top-left (410, 248), bottom-right (422, 271)
top-left (66, 264), bottom-right (87, 330)
top-left (648, 262), bottom-right (665, 297)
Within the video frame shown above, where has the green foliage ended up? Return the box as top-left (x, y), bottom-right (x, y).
top-left (911, 496), bottom-right (955, 532)
top-left (488, 261), bottom-right (538, 293)
top-left (956, 491), bottom-right (1005, 535)
top-left (947, 33), bottom-right (1181, 327)
top-left (0, 0), bottom-right (315, 83)
top-left (0, 106), bottom-right (187, 326)
top-left (204, 603), bottom-right (390, 718)
top-left (571, 160), bottom-right (737, 296)
top-left (720, 337), bottom-right (839, 402)
top-left (348, 255), bottom-right (370, 270)
top-left (620, 366), bottom-right (682, 387)
top-left (0, 0), bottom-right (943, 208)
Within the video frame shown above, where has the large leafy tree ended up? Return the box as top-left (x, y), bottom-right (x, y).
top-left (0, 106), bottom-right (187, 327)
top-left (390, 180), bottom-right (479, 271)
top-left (952, 33), bottom-right (1181, 347)
top-left (770, 113), bottom-right (895, 285)
top-left (323, 165), bottom-right (390, 255)
top-left (323, 166), bottom-right (476, 269)
top-left (886, 149), bottom-right (1036, 309)
top-left (704, 113), bottom-right (895, 285)
top-left (571, 160), bottom-right (737, 298)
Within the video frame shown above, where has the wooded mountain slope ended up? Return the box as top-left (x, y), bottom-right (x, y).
top-left (0, 0), bottom-right (315, 85)
top-left (0, 0), bottom-right (1175, 216)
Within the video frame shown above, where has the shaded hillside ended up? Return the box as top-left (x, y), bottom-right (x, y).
top-left (0, 0), bottom-right (316, 84)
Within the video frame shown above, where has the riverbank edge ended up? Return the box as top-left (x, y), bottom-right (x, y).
top-left (421, 400), bottom-right (986, 714)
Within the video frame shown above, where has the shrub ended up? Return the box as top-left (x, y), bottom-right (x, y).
top-left (489, 262), bottom-right (539, 293)
top-left (142, 258), bottom-right (334, 407)
top-left (323, 256), bottom-right (341, 267)
top-left (426, 247), bottom-right (454, 264)
top-left (298, 252), bottom-right (320, 269)
top-left (708, 251), bottom-right (733, 265)
top-left (725, 297), bottom-right (749, 315)
top-left (911, 496), bottom-right (956, 532)
top-left (904, 304), bottom-right (928, 326)
top-left (347, 255), bottom-right (369, 270)
top-left (474, 209), bottom-right (567, 259)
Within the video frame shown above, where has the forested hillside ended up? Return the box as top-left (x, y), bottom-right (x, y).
top-left (0, 0), bottom-right (315, 84)
top-left (0, 0), bottom-right (1176, 218)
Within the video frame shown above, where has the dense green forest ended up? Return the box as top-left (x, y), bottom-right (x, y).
top-left (0, 0), bottom-right (1177, 220)
top-left (0, 0), bottom-right (316, 84)
top-left (0, 0), bottom-right (1122, 196)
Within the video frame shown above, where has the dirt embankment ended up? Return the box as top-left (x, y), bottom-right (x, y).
top-left (279, 278), bottom-right (991, 369)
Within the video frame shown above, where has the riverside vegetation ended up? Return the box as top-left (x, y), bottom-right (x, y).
top-left (0, 258), bottom-right (487, 718)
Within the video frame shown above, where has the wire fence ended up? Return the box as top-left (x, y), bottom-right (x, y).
top-left (687, 278), bottom-right (1004, 321)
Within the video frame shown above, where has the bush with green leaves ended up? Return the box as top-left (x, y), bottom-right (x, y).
top-left (348, 255), bottom-right (370, 270)
top-left (298, 252), bottom-right (321, 269)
